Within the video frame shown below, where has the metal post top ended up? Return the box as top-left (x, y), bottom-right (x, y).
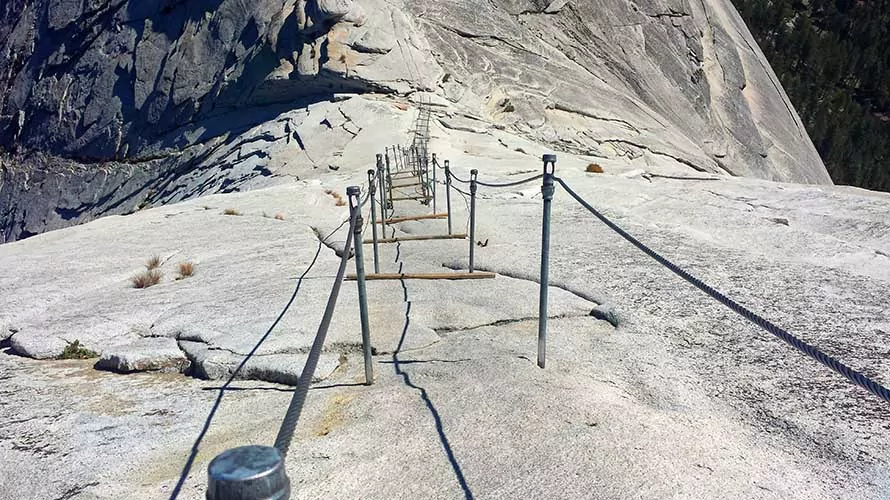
top-left (542, 153), bottom-right (557, 163)
top-left (207, 445), bottom-right (290, 500)
top-left (346, 185), bottom-right (360, 196)
top-left (444, 160), bottom-right (450, 167)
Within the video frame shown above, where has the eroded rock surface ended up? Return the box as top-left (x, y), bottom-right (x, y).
top-left (1, 0), bottom-right (829, 242)
top-left (0, 134), bottom-right (887, 498)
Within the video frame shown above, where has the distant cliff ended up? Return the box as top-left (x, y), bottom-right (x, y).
top-left (0, 0), bottom-right (831, 242)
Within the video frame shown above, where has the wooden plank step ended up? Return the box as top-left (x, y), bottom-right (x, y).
top-left (390, 195), bottom-right (428, 202)
top-left (377, 213), bottom-right (447, 224)
top-left (346, 272), bottom-right (496, 281)
top-left (363, 233), bottom-right (467, 244)
top-left (391, 182), bottom-right (423, 188)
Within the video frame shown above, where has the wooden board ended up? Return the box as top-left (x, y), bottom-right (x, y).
top-left (377, 213), bottom-right (448, 224)
top-left (391, 182), bottom-right (423, 188)
top-left (363, 233), bottom-right (467, 243)
top-left (390, 195), bottom-right (428, 202)
top-left (346, 271), bottom-right (496, 281)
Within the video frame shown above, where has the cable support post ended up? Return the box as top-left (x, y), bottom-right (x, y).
top-left (432, 153), bottom-right (438, 213)
top-left (349, 186), bottom-right (374, 386)
top-left (384, 152), bottom-right (393, 212)
top-left (424, 150), bottom-right (431, 203)
top-left (469, 169), bottom-right (478, 273)
top-left (367, 169), bottom-right (380, 274)
top-left (538, 154), bottom-right (557, 369)
top-left (445, 160), bottom-right (453, 235)
top-left (273, 199), bottom-right (358, 455)
top-left (376, 154), bottom-right (389, 234)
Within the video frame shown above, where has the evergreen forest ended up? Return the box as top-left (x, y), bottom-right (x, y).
top-left (732, 0), bottom-right (890, 191)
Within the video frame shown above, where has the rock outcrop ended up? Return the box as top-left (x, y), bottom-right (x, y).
top-left (1, 0), bottom-right (830, 242)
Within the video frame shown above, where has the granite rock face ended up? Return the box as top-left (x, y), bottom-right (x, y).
top-left (94, 337), bottom-right (190, 373)
top-left (0, 0), bottom-right (830, 242)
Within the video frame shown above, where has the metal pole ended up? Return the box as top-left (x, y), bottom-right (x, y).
top-left (207, 445), bottom-right (290, 500)
top-left (538, 154), bottom-right (556, 369)
top-left (413, 147), bottom-right (419, 176)
top-left (379, 152), bottom-right (387, 215)
top-left (349, 187), bottom-right (374, 385)
top-left (469, 169), bottom-right (478, 273)
top-left (421, 149), bottom-right (429, 203)
top-left (445, 160), bottom-right (453, 235)
top-left (367, 169), bottom-right (380, 274)
top-left (385, 152), bottom-right (393, 215)
top-left (376, 154), bottom-right (387, 236)
top-left (432, 153), bottom-right (438, 214)
top-left (423, 150), bottom-right (431, 204)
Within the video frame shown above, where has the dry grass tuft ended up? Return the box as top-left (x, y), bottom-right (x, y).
top-left (274, 212), bottom-right (285, 220)
top-left (586, 163), bottom-right (604, 173)
top-left (132, 269), bottom-right (162, 288)
top-left (223, 208), bottom-right (241, 216)
top-left (146, 255), bottom-right (161, 270)
top-left (324, 189), bottom-right (347, 207)
top-left (176, 261), bottom-right (195, 280)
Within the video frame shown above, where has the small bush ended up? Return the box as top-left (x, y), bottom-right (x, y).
top-left (586, 163), bottom-right (604, 173)
top-left (324, 189), bottom-right (347, 207)
top-left (176, 261), bottom-right (195, 279)
top-left (58, 339), bottom-right (98, 360)
top-left (146, 255), bottom-right (161, 270)
top-left (132, 269), bottom-right (162, 288)
top-left (223, 208), bottom-right (241, 216)
top-left (274, 212), bottom-right (285, 220)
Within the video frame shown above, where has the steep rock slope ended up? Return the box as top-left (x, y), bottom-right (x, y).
top-left (0, 129), bottom-right (887, 498)
top-left (0, 0), bottom-right (830, 242)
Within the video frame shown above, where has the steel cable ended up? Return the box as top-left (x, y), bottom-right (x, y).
top-left (475, 173), bottom-right (543, 188)
top-left (273, 206), bottom-right (359, 453)
top-left (450, 183), bottom-right (472, 198)
top-left (450, 171), bottom-right (470, 184)
top-left (554, 176), bottom-right (890, 404)
top-left (169, 215), bottom-right (353, 499)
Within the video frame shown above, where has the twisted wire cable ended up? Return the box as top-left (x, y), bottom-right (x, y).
top-left (475, 173), bottom-right (543, 188)
top-left (273, 207), bottom-right (359, 453)
top-left (169, 215), bottom-right (352, 499)
top-left (450, 171), bottom-right (470, 184)
top-left (554, 176), bottom-right (890, 404)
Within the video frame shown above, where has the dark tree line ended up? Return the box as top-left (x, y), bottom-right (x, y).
top-left (732, 0), bottom-right (890, 191)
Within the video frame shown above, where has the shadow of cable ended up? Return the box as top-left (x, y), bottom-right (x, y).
top-left (379, 358), bottom-right (472, 365)
top-left (199, 382), bottom-right (367, 392)
top-left (391, 254), bottom-right (474, 499)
